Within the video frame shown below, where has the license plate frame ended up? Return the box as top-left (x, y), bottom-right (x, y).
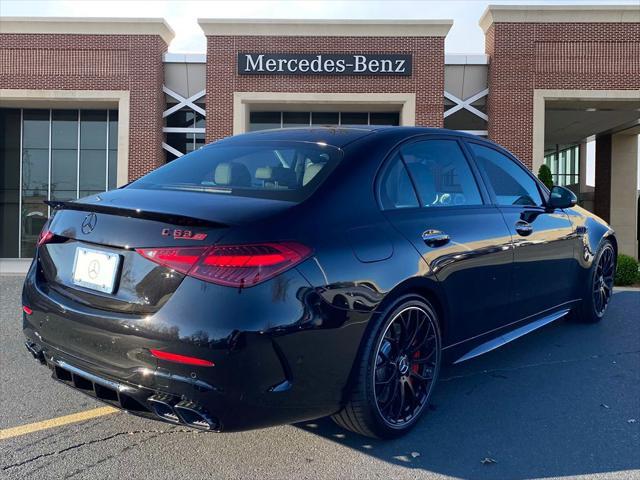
top-left (72, 247), bottom-right (121, 294)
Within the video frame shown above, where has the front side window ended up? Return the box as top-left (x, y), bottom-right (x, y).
top-left (469, 143), bottom-right (543, 207)
top-left (400, 139), bottom-right (483, 207)
top-left (129, 142), bottom-right (341, 203)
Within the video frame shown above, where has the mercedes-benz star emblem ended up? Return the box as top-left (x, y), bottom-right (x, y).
top-left (87, 260), bottom-right (100, 280)
top-left (81, 213), bottom-right (97, 234)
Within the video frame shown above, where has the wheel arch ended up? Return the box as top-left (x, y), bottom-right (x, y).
top-left (605, 232), bottom-right (618, 257)
top-left (340, 276), bottom-right (447, 408)
top-left (374, 277), bottom-right (448, 343)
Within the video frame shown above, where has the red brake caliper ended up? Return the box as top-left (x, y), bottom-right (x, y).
top-left (411, 351), bottom-right (420, 373)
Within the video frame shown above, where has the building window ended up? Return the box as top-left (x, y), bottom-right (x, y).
top-left (162, 86), bottom-right (206, 162)
top-left (444, 88), bottom-right (488, 136)
top-left (164, 107), bottom-right (205, 162)
top-left (249, 111), bottom-right (400, 131)
top-left (0, 108), bottom-right (117, 258)
top-left (544, 145), bottom-right (580, 187)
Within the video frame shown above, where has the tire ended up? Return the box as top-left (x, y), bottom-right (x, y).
top-left (574, 240), bottom-right (616, 323)
top-left (332, 295), bottom-right (441, 439)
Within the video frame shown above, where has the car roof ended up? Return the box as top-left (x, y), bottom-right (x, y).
top-left (211, 126), bottom-right (485, 150)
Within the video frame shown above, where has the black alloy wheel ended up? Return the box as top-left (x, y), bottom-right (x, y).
top-left (592, 243), bottom-right (615, 317)
top-left (332, 296), bottom-right (441, 439)
top-left (373, 306), bottom-right (439, 427)
top-left (575, 240), bottom-right (616, 323)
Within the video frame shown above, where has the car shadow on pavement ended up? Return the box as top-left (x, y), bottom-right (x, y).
top-left (294, 291), bottom-right (640, 479)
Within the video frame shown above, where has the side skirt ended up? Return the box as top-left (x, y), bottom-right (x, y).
top-left (453, 308), bottom-right (571, 364)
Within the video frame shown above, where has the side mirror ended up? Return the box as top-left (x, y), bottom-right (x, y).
top-left (548, 185), bottom-right (577, 209)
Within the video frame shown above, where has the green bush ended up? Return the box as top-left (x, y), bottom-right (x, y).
top-left (538, 164), bottom-right (554, 190)
top-left (614, 254), bottom-right (640, 286)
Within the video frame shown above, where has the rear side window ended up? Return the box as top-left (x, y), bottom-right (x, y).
top-left (378, 153), bottom-right (419, 210)
top-left (400, 139), bottom-right (483, 207)
top-left (469, 143), bottom-right (543, 207)
top-left (128, 142), bottom-right (341, 202)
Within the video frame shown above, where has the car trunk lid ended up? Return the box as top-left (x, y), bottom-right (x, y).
top-left (38, 188), bottom-right (295, 314)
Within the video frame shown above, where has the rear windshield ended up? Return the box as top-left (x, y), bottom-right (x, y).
top-left (128, 141), bottom-right (342, 202)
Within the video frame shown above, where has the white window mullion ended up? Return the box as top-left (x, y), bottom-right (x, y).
top-left (444, 88), bottom-right (489, 122)
top-left (18, 109), bottom-right (23, 258)
top-left (162, 86), bottom-right (206, 118)
top-left (162, 127), bottom-right (205, 134)
top-left (162, 142), bottom-right (184, 158)
top-left (105, 109), bottom-right (110, 192)
top-left (47, 109), bottom-right (52, 217)
top-left (76, 110), bottom-right (81, 199)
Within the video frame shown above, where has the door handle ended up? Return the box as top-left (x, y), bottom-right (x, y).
top-left (515, 220), bottom-right (533, 237)
top-left (421, 230), bottom-right (450, 247)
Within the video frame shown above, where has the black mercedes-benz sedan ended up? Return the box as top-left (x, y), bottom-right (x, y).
top-left (22, 127), bottom-right (616, 438)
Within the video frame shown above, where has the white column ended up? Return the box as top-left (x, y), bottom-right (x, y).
top-left (610, 133), bottom-right (639, 259)
top-left (579, 142), bottom-right (588, 192)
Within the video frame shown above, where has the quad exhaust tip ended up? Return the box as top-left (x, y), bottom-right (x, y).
top-left (174, 400), bottom-right (219, 431)
top-left (25, 341), bottom-right (46, 365)
top-left (148, 394), bottom-right (181, 424)
top-left (147, 395), bottom-right (219, 431)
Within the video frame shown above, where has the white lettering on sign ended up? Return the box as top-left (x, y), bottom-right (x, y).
top-left (245, 54), bottom-right (264, 72)
top-left (238, 53), bottom-right (412, 76)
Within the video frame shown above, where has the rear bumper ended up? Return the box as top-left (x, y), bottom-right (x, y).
top-left (24, 341), bottom-right (221, 430)
top-left (21, 256), bottom-right (370, 431)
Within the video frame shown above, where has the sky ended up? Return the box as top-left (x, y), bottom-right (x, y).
top-left (1, 0), bottom-right (638, 54)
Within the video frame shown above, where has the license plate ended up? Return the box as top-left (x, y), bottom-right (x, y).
top-left (72, 247), bottom-right (121, 294)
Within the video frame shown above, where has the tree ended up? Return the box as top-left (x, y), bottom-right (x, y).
top-left (538, 164), bottom-right (554, 190)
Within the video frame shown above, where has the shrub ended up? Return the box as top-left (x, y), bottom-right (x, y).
top-left (614, 254), bottom-right (640, 286)
top-left (537, 164), bottom-right (554, 190)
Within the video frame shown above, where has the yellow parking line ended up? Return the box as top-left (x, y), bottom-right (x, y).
top-left (0, 406), bottom-right (118, 440)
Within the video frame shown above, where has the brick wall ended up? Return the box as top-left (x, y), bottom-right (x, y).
top-left (205, 35), bottom-right (445, 142)
top-left (0, 33), bottom-right (167, 181)
top-left (485, 22), bottom-right (640, 169)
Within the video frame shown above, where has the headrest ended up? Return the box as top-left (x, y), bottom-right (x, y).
top-left (255, 166), bottom-right (296, 187)
top-left (303, 163), bottom-right (325, 186)
top-left (214, 162), bottom-right (251, 187)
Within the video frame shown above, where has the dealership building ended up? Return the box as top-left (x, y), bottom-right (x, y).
top-left (1, 5), bottom-right (639, 269)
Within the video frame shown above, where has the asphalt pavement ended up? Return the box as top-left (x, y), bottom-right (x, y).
top-left (1, 274), bottom-right (638, 479)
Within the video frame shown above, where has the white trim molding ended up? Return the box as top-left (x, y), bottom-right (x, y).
top-left (0, 16), bottom-right (175, 45)
top-left (532, 89), bottom-right (640, 174)
top-left (198, 19), bottom-right (453, 37)
top-left (163, 53), bottom-right (207, 64)
top-left (163, 127), bottom-right (206, 134)
top-left (445, 54), bottom-right (490, 65)
top-left (162, 142), bottom-right (184, 158)
top-left (480, 5), bottom-right (640, 33)
top-left (444, 89), bottom-right (489, 121)
top-left (232, 92), bottom-right (416, 135)
top-left (0, 89), bottom-right (130, 187)
top-left (458, 130), bottom-right (488, 136)
top-left (163, 86), bottom-right (206, 118)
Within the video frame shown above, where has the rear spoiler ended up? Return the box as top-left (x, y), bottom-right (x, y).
top-left (45, 200), bottom-right (227, 228)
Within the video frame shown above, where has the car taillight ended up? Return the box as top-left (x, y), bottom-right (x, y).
top-left (137, 242), bottom-right (311, 288)
top-left (149, 349), bottom-right (215, 367)
top-left (137, 247), bottom-right (208, 275)
top-left (36, 229), bottom-right (54, 247)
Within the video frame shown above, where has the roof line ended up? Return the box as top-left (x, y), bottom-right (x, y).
top-left (0, 16), bottom-right (175, 45)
